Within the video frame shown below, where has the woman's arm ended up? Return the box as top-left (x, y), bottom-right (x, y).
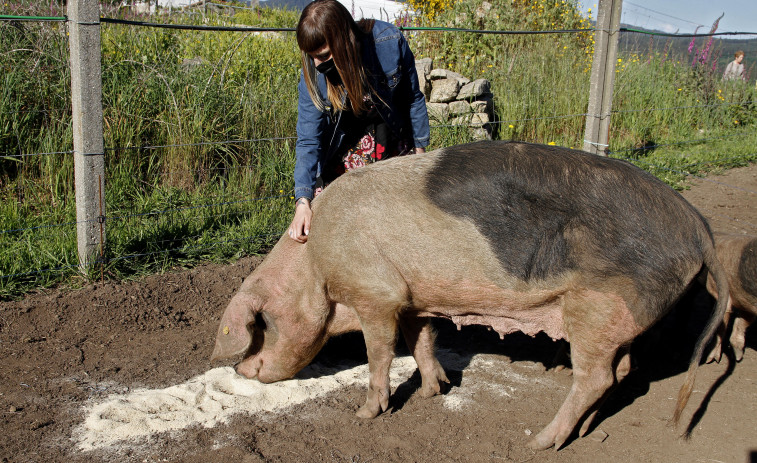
top-left (291, 73), bottom-right (327, 243)
top-left (398, 33), bottom-right (430, 150)
top-left (288, 197), bottom-right (312, 243)
top-left (294, 73), bottom-right (327, 202)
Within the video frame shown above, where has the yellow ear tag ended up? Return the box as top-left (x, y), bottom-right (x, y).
top-left (223, 326), bottom-right (230, 335)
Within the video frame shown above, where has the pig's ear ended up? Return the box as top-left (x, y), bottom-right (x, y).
top-left (210, 292), bottom-right (260, 361)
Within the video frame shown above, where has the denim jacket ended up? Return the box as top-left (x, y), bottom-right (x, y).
top-left (293, 20), bottom-right (430, 201)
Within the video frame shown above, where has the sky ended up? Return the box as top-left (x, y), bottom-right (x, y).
top-left (577, 0), bottom-right (757, 36)
top-left (152, 0), bottom-right (757, 36)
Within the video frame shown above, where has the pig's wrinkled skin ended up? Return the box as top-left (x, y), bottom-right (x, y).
top-left (705, 234), bottom-right (757, 363)
top-left (211, 141), bottom-right (729, 450)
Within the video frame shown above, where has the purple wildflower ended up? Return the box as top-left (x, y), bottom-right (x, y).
top-left (661, 40), bottom-right (671, 65)
top-left (700, 15), bottom-right (722, 64)
top-left (687, 26), bottom-right (701, 54)
top-left (701, 38), bottom-right (712, 63)
top-left (711, 50), bottom-right (721, 72)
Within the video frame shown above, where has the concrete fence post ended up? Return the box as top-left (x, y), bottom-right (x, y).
top-left (68, 0), bottom-right (106, 273)
top-left (582, 0), bottom-right (622, 155)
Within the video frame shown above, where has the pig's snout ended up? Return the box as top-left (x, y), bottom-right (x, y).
top-left (235, 352), bottom-right (293, 384)
top-left (236, 354), bottom-right (263, 380)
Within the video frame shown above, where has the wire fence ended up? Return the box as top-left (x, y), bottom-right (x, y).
top-left (1, 2), bottom-right (756, 297)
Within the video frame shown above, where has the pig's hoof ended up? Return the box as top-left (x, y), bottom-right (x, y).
top-left (356, 403), bottom-right (380, 419)
top-left (527, 427), bottom-right (567, 451)
top-left (419, 367), bottom-right (449, 398)
top-left (527, 434), bottom-right (554, 451)
top-left (419, 382), bottom-right (440, 398)
top-left (705, 343), bottom-right (722, 364)
top-left (732, 337), bottom-right (745, 362)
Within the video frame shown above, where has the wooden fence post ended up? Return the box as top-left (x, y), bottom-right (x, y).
top-left (68, 0), bottom-right (106, 273)
top-left (582, 0), bottom-right (622, 155)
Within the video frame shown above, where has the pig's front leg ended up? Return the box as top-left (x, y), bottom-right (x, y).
top-left (356, 312), bottom-right (399, 419)
top-left (400, 315), bottom-right (449, 398)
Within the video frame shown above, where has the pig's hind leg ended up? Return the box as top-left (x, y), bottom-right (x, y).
top-left (705, 305), bottom-right (732, 364)
top-left (528, 340), bottom-right (619, 450)
top-left (577, 346), bottom-right (632, 436)
top-left (400, 315), bottom-right (450, 398)
top-left (528, 292), bottom-right (638, 450)
top-left (731, 312), bottom-right (755, 361)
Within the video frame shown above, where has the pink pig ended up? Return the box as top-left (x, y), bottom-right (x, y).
top-left (212, 141), bottom-right (729, 450)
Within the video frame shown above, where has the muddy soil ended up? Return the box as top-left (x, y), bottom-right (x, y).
top-left (1, 165), bottom-right (756, 463)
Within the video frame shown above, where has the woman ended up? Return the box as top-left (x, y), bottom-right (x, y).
top-left (723, 50), bottom-right (745, 81)
top-left (288, 0), bottom-right (430, 243)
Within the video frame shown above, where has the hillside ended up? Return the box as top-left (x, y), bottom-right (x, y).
top-left (618, 23), bottom-right (757, 78)
top-left (259, 0), bottom-right (310, 11)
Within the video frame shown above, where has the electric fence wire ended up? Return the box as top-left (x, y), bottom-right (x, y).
top-left (1, 108), bottom-right (70, 115)
top-left (5, 145), bottom-right (757, 281)
top-left (0, 193), bottom-right (292, 236)
top-left (4, 97), bottom-right (750, 159)
top-left (3, 13), bottom-right (757, 37)
top-left (608, 130), bottom-right (749, 156)
top-left (3, 140), bottom-right (755, 239)
top-left (0, 229), bottom-right (284, 280)
top-left (100, 230), bottom-right (283, 266)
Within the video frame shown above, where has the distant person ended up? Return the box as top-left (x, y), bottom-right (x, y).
top-left (723, 50), bottom-right (745, 81)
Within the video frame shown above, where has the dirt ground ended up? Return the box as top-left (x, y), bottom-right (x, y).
top-left (1, 164), bottom-right (756, 463)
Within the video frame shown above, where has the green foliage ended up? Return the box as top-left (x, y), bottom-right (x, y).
top-left (409, 0), bottom-right (594, 149)
top-left (405, 0), bottom-right (457, 21)
top-left (409, 0), bottom-right (593, 78)
top-left (610, 126), bottom-right (757, 189)
top-left (0, 6), bottom-right (301, 298)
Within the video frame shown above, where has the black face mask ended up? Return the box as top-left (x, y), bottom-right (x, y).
top-left (315, 58), bottom-right (342, 87)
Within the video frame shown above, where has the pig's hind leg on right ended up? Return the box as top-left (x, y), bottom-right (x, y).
top-left (731, 312), bottom-right (755, 361)
top-left (528, 290), bottom-right (639, 450)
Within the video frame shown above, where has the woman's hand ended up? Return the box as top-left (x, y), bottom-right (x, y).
top-left (288, 198), bottom-right (312, 243)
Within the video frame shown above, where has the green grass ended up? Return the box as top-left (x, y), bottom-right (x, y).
top-left (1, 0), bottom-right (756, 298)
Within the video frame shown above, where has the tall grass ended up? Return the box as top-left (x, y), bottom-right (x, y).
top-left (1, 0), bottom-right (756, 298)
top-left (1, 5), bottom-right (302, 297)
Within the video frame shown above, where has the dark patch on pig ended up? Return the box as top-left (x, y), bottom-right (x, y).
top-left (424, 140), bottom-right (707, 325)
top-left (738, 237), bottom-right (757, 297)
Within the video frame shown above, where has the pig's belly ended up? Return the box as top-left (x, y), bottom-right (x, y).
top-left (408, 278), bottom-right (568, 341)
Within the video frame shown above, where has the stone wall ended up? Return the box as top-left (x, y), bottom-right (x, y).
top-left (415, 58), bottom-right (495, 140)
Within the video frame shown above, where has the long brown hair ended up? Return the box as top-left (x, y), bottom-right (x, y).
top-left (296, 0), bottom-right (375, 115)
